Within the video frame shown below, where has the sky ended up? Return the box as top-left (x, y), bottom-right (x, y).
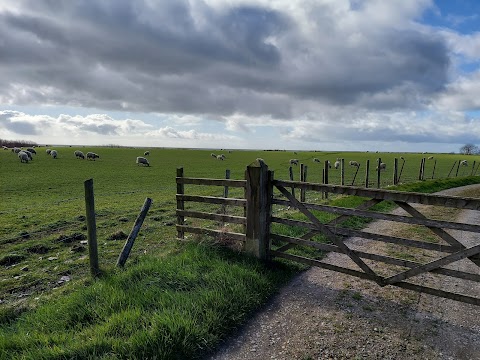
top-left (0, 0), bottom-right (479, 152)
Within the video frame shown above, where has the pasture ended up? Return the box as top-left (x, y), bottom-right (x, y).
top-left (2, 146), bottom-right (480, 359)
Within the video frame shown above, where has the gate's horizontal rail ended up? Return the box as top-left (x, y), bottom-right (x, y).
top-left (272, 199), bottom-right (480, 233)
top-left (273, 180), bottom-right (480, 210)
top-left (176, 177), bottom-right (246, 188)
top-left (270, 233), bottom-right (480, 282)
top-left (271, 251), bottom-right (480, 305)
top-left (177, 210), bottom-right (246, 224)
top-left (271, 217), bottom-right (462, 253)
top-left (176, 225), bottom-right (246, 242)
top-left (177, 195), bottom-right (246, 207)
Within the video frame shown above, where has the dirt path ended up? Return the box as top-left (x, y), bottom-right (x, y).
top-left (210, 185), bottom-right (480, 360)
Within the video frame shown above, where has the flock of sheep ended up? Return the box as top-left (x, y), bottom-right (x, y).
top-left (4, 145), bottom-right (151, 166)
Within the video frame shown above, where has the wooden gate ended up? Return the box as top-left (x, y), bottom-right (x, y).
top-left (176, 160), bottom-right (480, 305)
top-left (269, 178), bottom-right (480, 305)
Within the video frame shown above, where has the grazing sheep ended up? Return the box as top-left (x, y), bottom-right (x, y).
top-left (216, 154), bottom-right (225, 160)
top-left (50, 150), bottom-right (58, 159)
top-left (18, 151), bottom-right (30, 163)
top-left (460, 160), bottom-right (468, 166)
top-left (289, 159), bottom-right (299, 165)
top-left (26, 147), bottom-right (36, 155)
top-left (349, 160), bottom-right (360, 168)
top-left (211, 153), bottom-right (217, 158)
top-left (74, 150), bottom-right (85, 159)
top-left (334, 158), bottom-right (341, 169)
top-left (144, 151), bottom-right (150, 156)
top-left (376, 162), bottom-right (386, 171)
top-left (46, 149), bottom-right (52, 155)
top-left (2, 146), bottom-right (8, 150)
top-left (86, 152), bottom-right (99, 161)
top-left (12, 147), bottom-right (21, 153)
top-left (427, 156), bottom-right (434, 160)
top-left (23, 150), bottom-right (33, 161)
top-left (313, 158), bottom-right (321, 163)
top-left (136, 156), bottom-right (150, 166)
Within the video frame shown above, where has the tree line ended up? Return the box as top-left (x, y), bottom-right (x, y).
top-left (0, 139), bottom-right (39, 148)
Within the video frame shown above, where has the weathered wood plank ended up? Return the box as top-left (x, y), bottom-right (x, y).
top-left (271, 198), bottom-right (480, 233)
top-left (176, 225), bottom-right (246, 242)
top-left (272, 180), bottom-right (480, 210)
top-left (177, 195), bottom-right (246, 207)
top-left (270, 250), bottom-right (480, 305)
top-left (271, 217), bottom-right (462, 254)
top-left (177, 210), bottom-right (246, 224)
top-left (176, 177), bottom-right (246, 188)
top-left (384, 244), bottom-right (480, 285)
top-left (275, 185), bottom-right (382, 283)
top-left (271, 233), bottom-right (480, 282)
top-left (176, 167), bottom-right (185, 239)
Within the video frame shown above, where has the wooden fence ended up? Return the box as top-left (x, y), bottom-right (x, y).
top-left (176, 160), bottom-right (480, 305)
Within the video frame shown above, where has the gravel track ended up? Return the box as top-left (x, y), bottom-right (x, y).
top-left (210, 185), bottom-right (480, 360)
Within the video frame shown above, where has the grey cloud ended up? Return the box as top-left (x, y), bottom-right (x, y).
top-left (0, 1), bottom-right (451, 118)
top-left (3, 120), bottom-right (39, 135)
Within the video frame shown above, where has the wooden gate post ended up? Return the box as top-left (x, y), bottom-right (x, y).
top-left (176, 167), bottom-right (185, 239)
top-left (365, 159), bottom-right (370, 188)
top-left (84, 178), bottom-right (100, 278)
top-left (245, 159), bottom-right (271, 260)
top-left (393, 158), bottom-right (398, 185)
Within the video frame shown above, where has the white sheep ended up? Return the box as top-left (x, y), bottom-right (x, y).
top-left (50, 150), bottom-right (58, 159)
top-left (144, 151), bottom-right (150, 156)
top-left (74, 150), bottom-right (85, 159)
top-left (136, 156), bottom-right (150, 166)
top-left (211, 153), bottom-right (217, 158)
top-left (18, 151), bottom-right (29, 163)
top-left (216, 154), bottom-right (225, 160)
top-left (313, 158), bottom-right (320, 163)
top-left (376, 162), bottom-right (386, 171)
top-left (349, 160), bottom-right (360, 168)
top-left (2, 146), bottom-right (8, 150)
top-left (86, 152), bottom-right (99, 160)
top-left (26, 147), bottom-right (36, 154)
top-left (427, 156), bottom-right (434, 160)
top-left (46, 149), bottom-right (52, 155)
top-left (12, 147), bottom-right (21, 153)
top-left (289, 159), bottom-right (299, 165)
top-left (334, 158), bottom-right (341, 169)
top-left (23, 150), bottom-right (33, 161)
top-left (460, 160), bottom-right (468, 166)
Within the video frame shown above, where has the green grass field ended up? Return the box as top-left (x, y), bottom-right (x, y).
top-left (1, 146), bottom-right (480, 359)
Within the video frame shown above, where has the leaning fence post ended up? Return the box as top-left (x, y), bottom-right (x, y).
top-left (448, 160), bottom-right (457, 178)
top-left (300, 163), bottom-right (305, 202)
top-left (84, 178), bottom-right (100, 278)
top-left (176, 167), bottom-right (185, 239)
top-left (117, 198), bottom-right (152, 267)
top-left (245, 159), bottom-right (270, 260)
top-left (455, 160), bottom-right (461, 177)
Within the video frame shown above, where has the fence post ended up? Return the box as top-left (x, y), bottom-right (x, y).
top-left (393, 158), bottom-right (398, 185)
top-left (418, 158), bottom-right (424, 180)
top-left (432, 159), bottom-right (437, 179)
top-left (289, 166), bottom-right (295, 199)
top-left (176, 167), bottom-right (185, 239)
top-left (377, 158), bottom-right (381, 188)
top-left (341, 158), bottom-right (345, 186)
top-left (471, 161), bottom-right (476, 176)
top-left (300, 163), bottom-right (305, 202)
top-left (117, 198), bottom-right (152, 267)
top-left (448, 160), bottom-right (457, 178)
top-left (221, 169), bottom-right (230, 226)
top-left (324, 160), bottom-right (329, 199)
top-left (84, 178), bottom-right (100, 278)
top-left (455, 160), bottom-right (461, 177)
top-left (245, 159), bottom-right (271, 260)
top-left (365, 160), bottom-right (370, 188)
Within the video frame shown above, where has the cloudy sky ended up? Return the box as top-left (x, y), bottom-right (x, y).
top-left (1, 0), bottom-right (479, 152)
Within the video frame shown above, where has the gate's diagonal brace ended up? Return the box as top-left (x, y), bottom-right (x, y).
top-left (276, 185), bottom-right (384, 285)
top-left (384, 244), bottom-right (480, 285)
top-left (275, 198), bottom-right (383, 253)
top-left (395, 201), bottom-right (480, 267)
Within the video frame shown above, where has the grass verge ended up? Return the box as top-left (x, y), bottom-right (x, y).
top-left (1, 176), bottom-right (480, 359)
